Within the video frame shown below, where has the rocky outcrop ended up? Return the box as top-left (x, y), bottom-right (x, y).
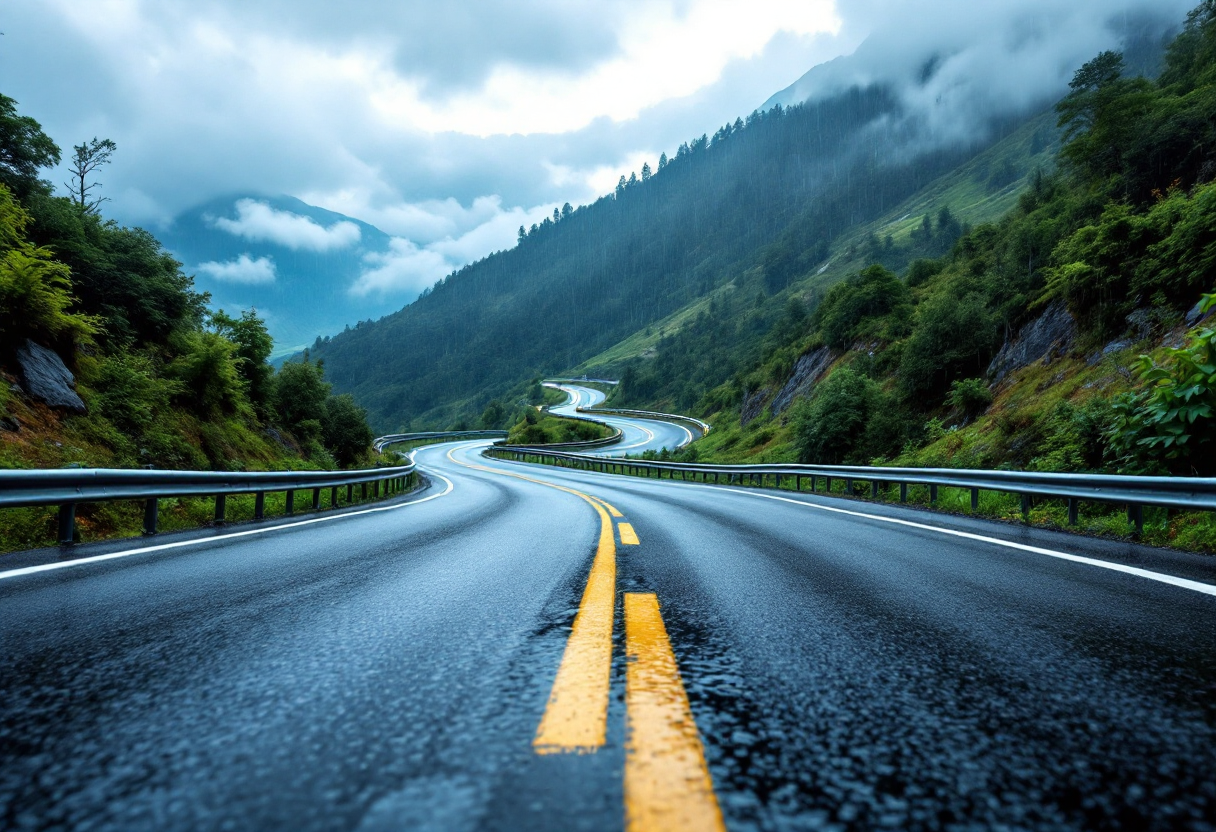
top-left (16, 341), bottom-right (86, 413)
top-left (987, 302), bottom-right (1076, 384)
top-left (771, 346), bottom-right (834, 416)
top-left (740, 387), bottom-right (770, 426)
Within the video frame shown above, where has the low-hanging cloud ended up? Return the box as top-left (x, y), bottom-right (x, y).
top-left (353, 239), bottom-right (451, 297)
top-left (212, 199), bottom-right (362, 251)
top-left (197, 253), bottom-right (277, 284)
top-left (351, 201), bottom-right (555, 296)
top-left (2, 0), bottom-right (1200, 326)
top-left (767, 0), bottom-right (1195, 154)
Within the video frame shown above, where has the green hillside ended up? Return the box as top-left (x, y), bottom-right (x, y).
top-left (614, 4), bottom-right (1216, 505)
top-left (0, 96), bottom-right (380, 548)
top-left (310, 83), bottom-right (1026, 433)
top-left (573, 112), bottom-right (1061, 376)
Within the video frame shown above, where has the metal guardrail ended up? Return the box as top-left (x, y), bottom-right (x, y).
top-left (0, 462), bottom-right (418, 546)
top-left (545, 377), bottom-right (619, 386)
top-left (374, 430), bottom-right (507, 453)
top-left (543, 381), bottom-right (707, 447)
top-left (575, 406), bottom-right (711, 438)
top-left (486, 447), bottom-right (1216, 533)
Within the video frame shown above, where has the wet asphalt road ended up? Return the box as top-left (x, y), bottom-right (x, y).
top-left (2, 397), bottom-right (1216, 830)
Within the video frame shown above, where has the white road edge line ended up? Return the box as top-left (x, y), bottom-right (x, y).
top-left (0, 450), bottom-right (458, 582)
top-left (703, 484), bottom-right (1216, 597)
top-left (499, 459), bottom-right (1216, 598)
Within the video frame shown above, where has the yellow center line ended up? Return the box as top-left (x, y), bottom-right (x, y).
top-left (624, 593), bottom-right (725, 832)
top-left (534, 497), bottom-right (615, 753)
top-left (444, 445), bottom-right (616, 753)
top-left (598, 500), bottom-right (625, 518)
top-left (618, 523), bottom-right (640, 546)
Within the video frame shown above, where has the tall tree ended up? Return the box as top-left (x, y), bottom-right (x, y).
top-left (65, 137), bottom-right (117, 213)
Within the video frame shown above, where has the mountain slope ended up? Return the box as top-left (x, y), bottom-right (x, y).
top-left (570, 110), bottom-right (1061, 379)
top-left (312, 86), bottom-right (1029, 432)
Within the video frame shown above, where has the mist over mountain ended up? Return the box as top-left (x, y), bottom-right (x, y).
top-left (158, 195), bottom-right (403, 356)
top-left (765, 1), bottom-right (1187, 154)
top-left (308, 1), bottom-right (1195, 432)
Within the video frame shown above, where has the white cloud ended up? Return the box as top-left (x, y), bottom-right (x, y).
top-left (369, 0), bottom-right (841, 136)
top-left (5, 0), bottom-right (1193, 317)
top-left (353, 238), bottom-right (451, 297)
top-left (351, 201), bottom-right (554, 296)
top-left (212, 199), bottom-right (362, 251)
top-left (197, 253), bottom-right (277, 284)
top-left (301, 190), bottom-right (510, 243)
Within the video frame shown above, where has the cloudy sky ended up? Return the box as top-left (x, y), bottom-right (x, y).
top-left (1, 0), bottom-right (1193, 301)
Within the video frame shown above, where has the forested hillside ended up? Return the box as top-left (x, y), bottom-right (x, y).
top-left (0, 96), bottom-right (375, 480)
top-left (623, 3), bottom-right (1216, 495)
top-left (312, 81), bottom-right (1031, 431)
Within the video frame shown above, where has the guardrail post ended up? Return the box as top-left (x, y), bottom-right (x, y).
top-left (286, 489), bottom-right (295, 516)
top-left (347, 484), bottom-right (353, 502)
top-left (143, 498), bottom-right (159, 535)
top-left (312, 488), bottom-right (321, 510)
top-left (900, 482), bottom-right (907, 502)
top-left (809, 475), bottom-right (816, 492)
top-left (970, 488), bottom-right (979, 512)
top-left (57, 503), bottom-right (76, 545)
top-left (1067, 498), bottom-right (1078, 526)
top-left (929, 484), bottom-right (938, 505)
top-left (825, 476), bottom-right (832, 493)
top-left (846, 478), bottom-right (853, 496)
top-left (374, 480), bottom-right (380, 498)
top-left (214, 494), bottom-right (227, 525)
top-left (1128, 503), bottom-right (1143, 535)
top-left (330, 486), bottom-right (338, 507)
top-left (871, 481), bottom-right (879, 499)
top-left (1021, 494), bottom-right (1030, 522)
top-left (254, 492), bottom-right (265, 520)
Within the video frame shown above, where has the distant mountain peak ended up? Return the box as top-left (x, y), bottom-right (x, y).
top-left (158, 194), bottom-right (407, 357)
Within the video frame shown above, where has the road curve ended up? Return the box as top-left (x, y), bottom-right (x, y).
top-left (1, 430), bottom-right (1215, 831)
top-left (547, 384), bottom-right (695, 457)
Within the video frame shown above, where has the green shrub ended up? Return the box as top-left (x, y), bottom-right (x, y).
top-left (165, 331), bottom-right (250, 419)
top-left (948, 378), bottom-right (993, 417)
top-left (793, 368), bottom-right (905, 464)
top-left (1108, 291), bottom-right (1216, 475)
top-left (0, 184), bottom-right (96, 350)
top-left (899, 289), bottom-right (998, 399)
top-left (814, 264), bottom-right (911, 349)
top-left (272, 356), bottom-right (329, 432)
top-left (1029, 398), bottom-right (1115, 472)
top-left (322, 394), bottom-right (374, 467)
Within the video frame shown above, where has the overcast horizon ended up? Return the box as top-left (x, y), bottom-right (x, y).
top-left (1, 0), bottom-right (1193, 303)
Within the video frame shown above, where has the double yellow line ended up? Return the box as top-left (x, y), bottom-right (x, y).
top-left (445, 446), bottom-right (724, 831)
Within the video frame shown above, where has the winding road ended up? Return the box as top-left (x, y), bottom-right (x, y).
top-left (545, 383), bottom-right (695, 456)
top-left (2, 386), bottom-right (1214, 831)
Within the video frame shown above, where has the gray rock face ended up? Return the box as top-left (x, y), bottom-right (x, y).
top-left (771, 346), bottom-right (834, 416)
top-left (987, 302), bottom-right (1076, 384)
top-left (16, 341), bottom-right (86, 413)
top-left (740, 387), bottom-right (770, 426)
